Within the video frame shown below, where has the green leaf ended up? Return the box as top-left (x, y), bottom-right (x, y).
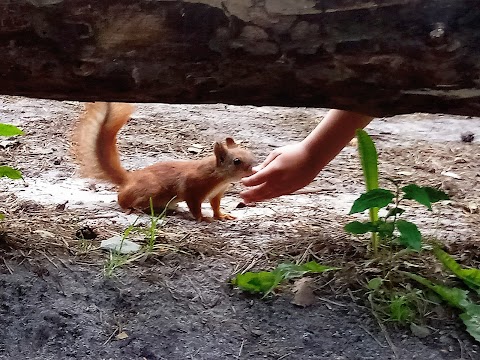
top-left (402, 184), bottom-right (432, 210)
top-left (407, 272), bottom-right (470, 309)
top-left (356, 129), bottom-right (378, 191)
top-left (232, 270), bottom-right (284, 295)
top-left (300, 261), bottom-right (340, 273)
top-left (0, 213), bottom-right (5, 220)
top-left (0, 166), bottom-right (22, 179)
top-left (434, 248), bottom-right (480, 293)
top-left (232, 261), bottom-right (339, 296)
top-left (386, 207), bottom-right (405, 218)
top-left (0, 123), bottom-right (23, 137)
top-left (396, 220), bottom-right (422, 251)
top-left (349, 189), bottom-right (394, 214)
top-left (377, 221), bottom-right (395, 238)
top-left (460, 303), bottom-right (480, 342)
top-left (367, 277), bottom-right (383, 290)
top-left (344, 221), bottom-right (376, 234)
top-left (277, 261), bottom-right (339, 280)
top-left (408, 272), bottom-right (480, 343)
top-left (402, 185), bottom-right (449, 210)
top-left (424, 187), bottom-right (449, 203)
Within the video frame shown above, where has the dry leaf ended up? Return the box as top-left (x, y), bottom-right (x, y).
top-left (410, 323), bottom-right (431, 338)
top-left (348, 138), bottom-right (358, 147)
top-left (187, 143), bottom-right (204, 154)
top-left (464, 202), bottom-right (478, 214)
top-left (441, 171), bottom-right (462, 180)
top-left (115, 331), bottom-right (129, 340)
top-left (291, 278), bottom-right (315, 307)
top-left (33, 230), bottom-right (56, 239)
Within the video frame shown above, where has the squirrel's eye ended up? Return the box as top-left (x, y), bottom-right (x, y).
top-left (233, 158), bottom-right (242, 166)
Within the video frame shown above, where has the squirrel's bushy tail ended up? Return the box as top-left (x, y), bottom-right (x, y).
top-left (72, 102), bottom-right (134, 185)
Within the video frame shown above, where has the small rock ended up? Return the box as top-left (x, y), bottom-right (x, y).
top-left (460, 131), bottom-right (475, 143)
top-left (438, 334), bottom-right (454, 345)
top-left (100, 236), bottom-right (141, 254)
top-left (410, 323), bottom-right (431, 338)
top-left (235, 202), bottom-right (247, 209)
top-left (0, 139), bottom-right (20, 148)
top-left (251, 329), bottom-right (263, 337)
top-left (56, 201), bottom-right (68, 211)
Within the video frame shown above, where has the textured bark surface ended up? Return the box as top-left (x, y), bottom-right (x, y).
top-left (1, 0), bottom-right (480, 116)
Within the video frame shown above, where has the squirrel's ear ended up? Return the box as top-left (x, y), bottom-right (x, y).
top-left (214, 141), bottom-right (227, 166)
top-left (225, 137), bottom-right (237, 148)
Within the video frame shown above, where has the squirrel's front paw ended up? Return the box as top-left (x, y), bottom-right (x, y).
top-left (214, 212), bottom-right (236, 220)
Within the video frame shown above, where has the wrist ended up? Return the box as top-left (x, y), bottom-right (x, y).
top-left (300, 110), bottom-right (374, 171)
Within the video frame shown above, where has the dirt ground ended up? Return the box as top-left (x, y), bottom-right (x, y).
top-left (0, 96), bottom-right (479, 360)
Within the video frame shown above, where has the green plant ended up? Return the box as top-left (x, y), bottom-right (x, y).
top-left (406, 271), bottom-right (480, 342)
top-left (104, 251), bottom-right (130, 277)
top-left (388, 293), bottom-right (416, 323)
top-left (103, 197), bottom-right (177, 277)
top-left (366, 277), bottom-right (425, 325)
top-left (356, 129), bottom-right (380, 253)
top-left (346, 130), bottom-right (479, 343)
top-left (232, 261), bottom-right (339, 298)
top-left (103, 217), bottom-right (140, 277)
top-left (0, 123), bottom-right (24, 219)
top-left (434, 247), bottom-right (480, 293)
top-left (0, 123), bottom-right (23, 181)
top-left (144, 196), bottom-right (173, 252)
top-left (345, 129), bottom-right (449, 253)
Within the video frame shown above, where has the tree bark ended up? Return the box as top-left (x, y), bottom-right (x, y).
top-left (1, 0), bottom-right (480, 117)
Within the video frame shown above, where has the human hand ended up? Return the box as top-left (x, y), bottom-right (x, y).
top-left (240, 142), bottom-right (320, 203)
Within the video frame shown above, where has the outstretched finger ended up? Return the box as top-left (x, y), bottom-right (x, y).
top-left (241, 164), bottom-right (276, 186)
top-left (254, 151), bottom-right (280, 172)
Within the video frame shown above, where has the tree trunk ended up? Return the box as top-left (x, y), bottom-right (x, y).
top-left (1, 0), bottom-right (479, 117)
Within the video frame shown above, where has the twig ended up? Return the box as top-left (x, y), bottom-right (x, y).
top-left (453, 335), bottom-right (466, 360)
top-left (237, 339), bottom-right (245, 359)
top-left (89, 214), bottom-right (122, 219)
top-left (277, 352), bottom-right (294, 360)
top-left (297, 242), bottom-right (314, 264)
top-left (318, 296), bottom-right (349, 308)
top-left (3, 258), bottom-right (13, 274)
top-left (103, 328), bottom-right (118, 345)
top-left (369, 297), bottom-right (399, 359)
top-left (187, 277), bottom-right (206, 305)
top-left (359, 324), bottom-right (386, 348)
top-left (291, 187), bottom-right (336, 195)
top-left (239, 257), bottom-right (259, 274)
top-left (38, 250), bottom-right (58, 269)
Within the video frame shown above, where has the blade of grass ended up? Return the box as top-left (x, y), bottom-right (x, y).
top-left (434, 248), bottom-right (480, 294)
top-left (356, 129), bottom-right (380, 253)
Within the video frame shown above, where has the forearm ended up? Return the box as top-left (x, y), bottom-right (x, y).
top-left (302, 109), bottom-right (374, 172)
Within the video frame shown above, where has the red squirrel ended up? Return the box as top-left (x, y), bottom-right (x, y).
top-left (72, 102), bottom-right (255, 221)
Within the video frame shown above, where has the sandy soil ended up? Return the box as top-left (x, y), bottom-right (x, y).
top-left (0, 96), bottom-right (479, 359)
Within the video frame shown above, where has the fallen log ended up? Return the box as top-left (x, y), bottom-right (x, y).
top-left (1, 0), bottom-right (480, 116)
